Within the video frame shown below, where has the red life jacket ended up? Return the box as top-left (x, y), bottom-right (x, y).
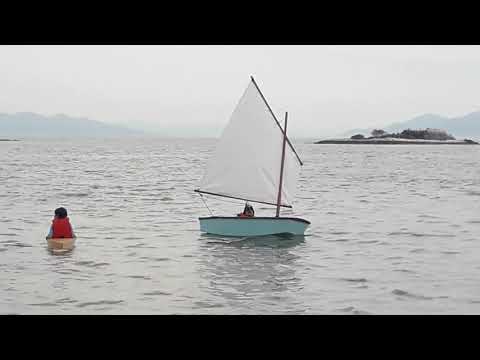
top-left (51, 217), bottom-right (73, 238)
top-left (237, 213), bottom-right (253, 218)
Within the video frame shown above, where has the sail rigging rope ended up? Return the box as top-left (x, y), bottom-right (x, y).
top-left (198, 193), bottom-right (214, 216)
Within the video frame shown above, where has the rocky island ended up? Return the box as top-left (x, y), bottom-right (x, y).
top-left (315, 128), bottom-right (479, 145)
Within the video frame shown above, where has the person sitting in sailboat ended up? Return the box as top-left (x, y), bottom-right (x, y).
top-left (237, 202), bottom-right (254, 217)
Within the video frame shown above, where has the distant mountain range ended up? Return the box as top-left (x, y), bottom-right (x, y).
top-left (4, 110), bottom-right (480, 140)
top-left (0, 112), bottom-right (142, 138)
top-left (343, 111), bottom-right (480, 140)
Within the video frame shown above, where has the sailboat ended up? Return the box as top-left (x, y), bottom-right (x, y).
top-left (194, 76), bottom-right (310, 237)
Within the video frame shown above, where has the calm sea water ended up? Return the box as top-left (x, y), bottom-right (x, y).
top-left (1, 137), bottom-right (479, 314)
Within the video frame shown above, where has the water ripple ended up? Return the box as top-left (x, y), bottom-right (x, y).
top-left (392, 289), bottom-right (433, 300)
top-left (76, 300), bottom-right (124, 308)
top-left (143, 290), bottom-right (171, 296)
top-left (341, 278), bottom-right (368, 283)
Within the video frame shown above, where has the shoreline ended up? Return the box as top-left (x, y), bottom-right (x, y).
top-left (315, 138), bottom-right (479, 145)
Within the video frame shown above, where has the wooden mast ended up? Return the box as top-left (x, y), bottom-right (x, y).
top-left (276, 112), bottom-right (288, 217)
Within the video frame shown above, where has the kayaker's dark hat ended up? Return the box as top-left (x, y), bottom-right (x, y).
top-left (54, 207), bottom-right (68, 219)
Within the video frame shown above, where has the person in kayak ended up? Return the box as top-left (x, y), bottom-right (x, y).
top-left (46, 207), bottom-right (76, 239)
top-left (237, 202), bottom-right (254, 217)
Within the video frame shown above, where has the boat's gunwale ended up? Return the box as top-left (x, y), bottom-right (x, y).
top-left (198, 216), bottom-right (311, 225)
top-left (47, 237), bottom-right (77, 240)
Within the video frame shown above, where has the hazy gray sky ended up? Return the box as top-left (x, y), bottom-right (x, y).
top-left (1, 45), bottom-right (479, 137)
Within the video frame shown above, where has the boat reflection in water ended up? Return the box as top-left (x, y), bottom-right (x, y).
top-left (199, 232), bottom-right (306, 247)
top-left (196, 233), bottom-right (309, 313)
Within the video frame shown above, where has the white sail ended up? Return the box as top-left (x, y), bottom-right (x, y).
top-left (197, 79), bottom-right (301, 207)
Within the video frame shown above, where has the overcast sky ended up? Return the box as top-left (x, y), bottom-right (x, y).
top-left (1, 45), bottom-right (479, 137)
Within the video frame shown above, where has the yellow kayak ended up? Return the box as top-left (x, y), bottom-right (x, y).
top-left (47, 237), bottom-right (76, 253)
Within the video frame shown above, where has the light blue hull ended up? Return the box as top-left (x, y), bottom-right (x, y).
top-left (199, 216), bottom-right (310, 237)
